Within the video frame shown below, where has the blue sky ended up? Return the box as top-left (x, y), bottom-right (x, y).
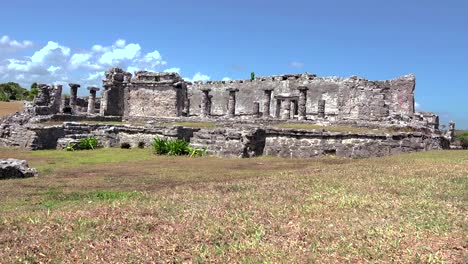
top-left (0, 0), bottom-right (467, 128)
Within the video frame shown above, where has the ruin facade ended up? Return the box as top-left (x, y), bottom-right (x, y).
top-left (0, 67), bottom-right (455, 158)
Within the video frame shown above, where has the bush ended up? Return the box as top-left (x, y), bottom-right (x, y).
top-left (66, 137), bottom-right (100, 151)
top-left (78, 137), bottom-right (99, 150)
top-left (251, 72), bottom-right (255, 80)
top-left (455, 132), bottom-right (468, 149)
top-left (152, 138), bottom-right (206, 157)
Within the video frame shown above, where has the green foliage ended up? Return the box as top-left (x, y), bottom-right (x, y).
top-left (153, 138), bottom-right (169, 155)
top-left (152, 138), bottom-right (206, 157)
top-left (78, 137), bottom-right (99, 150)
top-left (29, 83), bottom-right (39, 100)
top-left (455, 132), bottom-right (468, 149)
top-left (65, 137), bottom-right (100, 151)
top-left (250, 72), bottom-right (255, 80)
top-left (0, 82), bottom-right (33, 101)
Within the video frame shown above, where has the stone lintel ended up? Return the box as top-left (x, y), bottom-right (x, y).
top-left (68, 83), bottom-right (81, 89)
top-left (200, 88), bottom-right (212, 92)
top-left (297, 86), bottom-right (309, 91)
top-left (261, 87), bottom-right (275, 91)
top-left (87, 86), bottom-right (100, 92)
top-left (274, 95), bottom-right (299, 100)
top-left (226, 88), bottom-right (239, 92)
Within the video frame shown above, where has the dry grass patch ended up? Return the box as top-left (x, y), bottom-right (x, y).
top-left (0, 148), bottom-right (467, 263)
top-left (0, 101), bottom-right (23, 117)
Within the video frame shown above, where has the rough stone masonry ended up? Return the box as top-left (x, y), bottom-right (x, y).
top-left (0, 67), bottom-right (454, 158)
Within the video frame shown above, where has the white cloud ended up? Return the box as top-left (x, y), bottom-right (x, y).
top-left (70, 53), bottom-right (91, 66)
top-left (99, 43), bottom-right (141, 65)
top-left (0, 38), bottom-right (174, 94)
top-left (31, 41), bottom-right (70, 63)
top-left (0, 35), bottom-right (33, 52)
top-left (163, 67), bottom-right (180, 73)
top-left (289, 61), bottom-right (304, 68)
top-left (222, 77), bottom-right (231, 81)
top-left (114, 39), bottom-right (126, 48)
top-left (47, 66), bottom-right (61, 74)
top-left (185, 72), bottom-right (210, 82)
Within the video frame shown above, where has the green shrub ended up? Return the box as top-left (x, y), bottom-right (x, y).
top-left (78, 137), bottom-right (99, 150)
top-left (250, 72), bottom-right (255, 80)
top-left (455, 132), bottom-right (468, 149)
top-left (153, 138), bottom-right (169, 154)
top-left (152, 138), bottom-right (206, 157)
top-left (65, 137), bottom-right (100, 151)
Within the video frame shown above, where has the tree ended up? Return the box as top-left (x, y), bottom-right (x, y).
top-left (250, 72), bottom-right (255, 80)
top-left (0, 82), bottom-right (31, 102)
top-left (29, 82), bottom-right (39, 100)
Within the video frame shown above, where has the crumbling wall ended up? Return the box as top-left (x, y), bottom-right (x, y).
top-left (188, 73), bottom-right (416, 122)
top-left (33, 84), bottom-right (62, 115)
top-left (263, 128), bottom-right (446, 158)
top-left (125, 71), bottom-right (187, 118)
top-left (100, 68), bottom-right (131, 116)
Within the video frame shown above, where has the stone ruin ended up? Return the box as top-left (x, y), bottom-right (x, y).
top-left (0, 67), bottom-right (456, 158)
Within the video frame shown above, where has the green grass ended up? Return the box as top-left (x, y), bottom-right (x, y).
top-left (0, 148), bottom-right (466, 263)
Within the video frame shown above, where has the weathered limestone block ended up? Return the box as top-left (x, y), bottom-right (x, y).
top-left (318, 99), bottom-right (326, 118)
top-left (68, 83), bottom-right (80, 113)
top-left (446, 121), bottom-right (455, 142)
top-left (100, 68), bottom-right (132, 117)
top-left (281, 99), bottom-right (291, 120)
top-left (200, 88), bottom-right (211, 117)
top-left (0, 159), bottom-right (38, 179)
top-left (87, 87), bottom-right (100, 114)
top-left (226, 88), bottom-right (239, 117)
top-left (297, 86), bottom-right (308, 120)
top-left (262, 88), bottom-right (273, 118)
top-left (253, 102), bottom-right (260, 118)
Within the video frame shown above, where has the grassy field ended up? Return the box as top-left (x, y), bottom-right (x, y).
top-left (0, 148), bottom-right (466, 263)
top-left (0, 101), bottom-right (24, 117)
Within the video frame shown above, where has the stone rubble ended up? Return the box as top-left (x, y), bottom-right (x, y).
top-left (0, 159), bottom-right (38, 179)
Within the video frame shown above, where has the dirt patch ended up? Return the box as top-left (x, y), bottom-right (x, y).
top-left (0, 101), bottom-right (24, 117)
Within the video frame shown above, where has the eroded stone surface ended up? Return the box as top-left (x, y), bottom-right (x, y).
top-left (0, 159), bottom-right (38, 179)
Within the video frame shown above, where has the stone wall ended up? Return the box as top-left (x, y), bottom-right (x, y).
top-left (189, 73), bottom-right (416, 122)
top-left (56, 123), bottom-right (198, 149)
top-left (125, 71), bottom-right (188, 118)
top-left (263, 128), bottom-right (447, 158)
top-left (189, 127), bottom-right (448, 158)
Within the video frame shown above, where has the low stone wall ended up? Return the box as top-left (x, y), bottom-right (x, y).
top-left (0, 114), bottom-right (450, 158)
top-left (189, 127), bottom-right (449, 158)
top-left (56, 123), bottom-right (198, 149)
top-left (190, 128), bottom-right (265, 158)
top-left (263, 128), bottom-right (448, 158)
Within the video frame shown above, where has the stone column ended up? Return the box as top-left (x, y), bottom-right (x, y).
top-left (262, 88), bottom-right (273, 118)
top-left (253, 102), bottom-right (260, 118)
top-left (200, 88), bottom-right (211, 117)
top-left (226, 88), bottom-right (239, 118)
top-left (318, 99), bottom-right (326, 118)
top-left (34, 84), bottom-right (51, 106)
top-left (68, 83), bottom-right (80, 113)
top-left (446, 121), bottom-right (456, 142)
top-left (281, 99), bottom-right (291, 120)
top-left (297, 86), bottom-right (308, 120)
top-left (87, 86), bottom-right (100, 114)
top-left (290, 100), bottom-right (296, 119)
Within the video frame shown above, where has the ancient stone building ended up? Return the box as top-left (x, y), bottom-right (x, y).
top-left (97, 68), bottom-right (420, 126)
top-left (0, 66), bottom-right (454, 159)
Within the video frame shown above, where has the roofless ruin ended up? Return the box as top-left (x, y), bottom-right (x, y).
top-left (0, 68), bottom-right (455, 158)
